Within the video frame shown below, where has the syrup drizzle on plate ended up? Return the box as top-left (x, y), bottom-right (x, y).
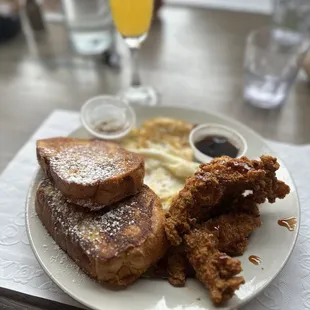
top-left (248, 255), bottom-right (262, 265)
top-left (278, 217), bottom-right (297, 231)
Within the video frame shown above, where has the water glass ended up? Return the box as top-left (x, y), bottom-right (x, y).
top-left (62, 0), bottom-right (114, 55)
top-left (243, 27), bottom-right (308, 109)
top-left (273, 0), bottom-right (310, 36)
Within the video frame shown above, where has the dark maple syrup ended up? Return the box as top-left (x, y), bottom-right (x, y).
top-left (248, 255), bottom-right (262, 265)
top-left (195, 135), bottom-right (239, 158)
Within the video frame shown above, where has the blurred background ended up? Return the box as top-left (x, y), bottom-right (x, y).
top-left (1, 0), bottom-right (310, 172)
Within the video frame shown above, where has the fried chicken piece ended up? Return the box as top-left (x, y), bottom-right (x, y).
top-left (185, 228), bottom-right (245, 305)
top-left (144, 247), bottom-right (194, 283)
top-left (166, 212), bottom-right (260, 287)
top-left (205, 212), bottom-right (262, 256)
top-left (165, 155), bottom-right (290, 305)
top-left (165, 155), bottom-right (290, 246)
top-left (165, 176), bottom-right (223, 246)
top-left (167, 247), bottom-right (187, 287)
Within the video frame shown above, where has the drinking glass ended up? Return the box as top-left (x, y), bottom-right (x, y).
top-left (243, 27), bottom-right (308, 109)
top-left (273, 0), bottom-right (310, 39)
top-left (109, 0), bottom-right (158, 106)
top-left (62, 0), bottom-right (114, 55)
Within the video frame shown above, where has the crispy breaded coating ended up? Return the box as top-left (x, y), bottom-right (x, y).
top-left (165, 155), bottom-right (290, 246)
top-left (185, 228), bottom-right (245, 305)
top-left (205, 212), bottom-right (262, 256)
top-left (167, 247), bottom-right (187, 287)
top-left (164, 155), bottom-right (290, 305)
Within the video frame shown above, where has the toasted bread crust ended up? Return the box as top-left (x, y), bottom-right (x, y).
top-left (36, 138), bottom-right (145, 207)
top-left (35, 179), bottom-right (168, 287)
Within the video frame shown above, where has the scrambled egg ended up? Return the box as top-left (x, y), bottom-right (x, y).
top-left (119, 118), bottom-right (199, 210)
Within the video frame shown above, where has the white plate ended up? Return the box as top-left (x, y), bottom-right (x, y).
top-left (26, 106), bottom-right (300, 310)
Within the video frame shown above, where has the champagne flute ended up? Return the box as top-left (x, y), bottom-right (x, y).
top-left (109, 0), bottom-right (158, 106)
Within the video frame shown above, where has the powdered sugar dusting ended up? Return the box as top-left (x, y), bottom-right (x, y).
top-left (39, 179), bottom-right (153, 260)
top-left (75, 202), bottom-right (137, 240)
top-left (48, 143), bottom-right (136, 185)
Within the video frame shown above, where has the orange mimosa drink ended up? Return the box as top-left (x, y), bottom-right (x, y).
top-left (109, 0), bottom-right (153, 37)
top-left (109, 0), bottom-right (158, 106)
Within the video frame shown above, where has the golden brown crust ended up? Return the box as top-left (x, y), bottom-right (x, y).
top-left (36, 137), bottom-right (145, 207)
top-left (164, 155), bottom-right (290, 305)
top-left (167, 247), bottom-right (186, 287)
top-left (36, 179), bottom-right (168, 287)
top-left (185, 228), bottom-right (245, 305)
top-left (205, 212), bottom-right (262, 256)
top-left (165, 155), bottom-right (290, 246)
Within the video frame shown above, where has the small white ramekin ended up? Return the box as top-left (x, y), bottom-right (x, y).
top-left (189, 123), bottom-right (248, 163)
top-left (80, 95), bottom-right (136, 140)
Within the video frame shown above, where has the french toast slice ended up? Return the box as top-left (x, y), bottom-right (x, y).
top-left (36, 137), bottom-right (145, 207)
top-left (36, 179), bottom-right (168, 287)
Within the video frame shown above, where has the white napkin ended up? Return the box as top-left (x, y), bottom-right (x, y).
top-left (0, 110), bottom-right (309, 310)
